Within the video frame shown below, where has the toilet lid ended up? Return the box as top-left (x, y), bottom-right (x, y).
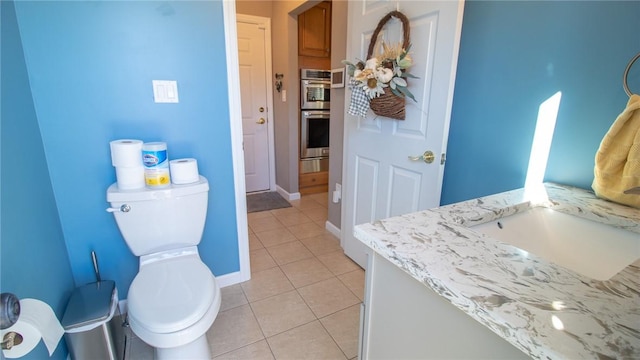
top-left (128, 256), bottom-right (216, 334)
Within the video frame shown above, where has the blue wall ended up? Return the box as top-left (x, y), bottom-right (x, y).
top-left (1, 1), bottom-right (75, 358)
top-left (12, 0), bottom-right (239, 298)
top-left (442, 1), bottom-right (640, 204)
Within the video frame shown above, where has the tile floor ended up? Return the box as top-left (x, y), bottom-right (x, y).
top-left (128, 192), bottom-right (364, 360)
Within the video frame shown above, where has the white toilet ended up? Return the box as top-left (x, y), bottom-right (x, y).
top-left (106, 176), bottom-right (220, 359)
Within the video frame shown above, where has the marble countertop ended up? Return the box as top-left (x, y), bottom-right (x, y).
top-left (354, 183), bottom-right (640, 359)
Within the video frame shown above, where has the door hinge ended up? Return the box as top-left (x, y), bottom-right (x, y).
top-left (441, 153), bottom-right (446, 165)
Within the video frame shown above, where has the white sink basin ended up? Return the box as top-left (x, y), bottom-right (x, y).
top-left (471, 207), bottom-right (640, 280)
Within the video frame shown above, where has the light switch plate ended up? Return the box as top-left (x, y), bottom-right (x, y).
top-left (153, 80), bottom-right (179, 103)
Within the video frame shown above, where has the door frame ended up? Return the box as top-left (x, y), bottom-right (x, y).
top-left (236, 13), bottom-right (277, 194)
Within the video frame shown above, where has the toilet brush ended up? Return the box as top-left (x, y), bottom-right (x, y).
top-left (91, 250), bottom-right (102, 282)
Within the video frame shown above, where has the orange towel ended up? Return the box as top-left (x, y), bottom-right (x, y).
top-left (592, 94), bottom-right (640, 208)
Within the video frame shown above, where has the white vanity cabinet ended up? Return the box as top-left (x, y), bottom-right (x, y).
top-left (355, 184), bottom-right (640, 359)
top-left (359, 251), bottom-right (528, 359)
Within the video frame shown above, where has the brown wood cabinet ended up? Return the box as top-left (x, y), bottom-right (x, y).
top-left (298, 2), bottom-right (331, 195)
top-left (298, 1), bottom-right (331, 58)
top-left (299, 170), bottom-right (328, 195)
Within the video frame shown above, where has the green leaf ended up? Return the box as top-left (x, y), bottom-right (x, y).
top-left (397, 86), bottom-right (417, 102)
top-left (391, 87), bottom-right (403, 97)
top-left (392, 77), bottom-right (407, 87)
top-left (399, 44), bottom-right (412, 60)
top-left (403, 72), bottom-right (419, 79)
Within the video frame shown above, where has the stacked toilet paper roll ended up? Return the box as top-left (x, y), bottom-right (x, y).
top-left (110, 139), bottom-right (145, 190)
top-left (169, 158), bottom-right (200, 184)
top-left (0, 299), bottom-right (64, 358)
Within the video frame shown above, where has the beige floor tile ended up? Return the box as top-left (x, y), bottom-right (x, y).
top-left (220, 284), bottom-right (248, 312)
top-left (273, 211), bottom-right (314, 227)
top-left (250, 248), bottom-right (278, 273)
top-left (254, 228), bottom-right (297, 248)
top-left (249, 215), bottom-right (285, 233)
top-left (320, 304), bottom-right (361, 359)
top-left (302, 206), bottom-right (329, 222)
top-left (299, 233), bottom-right (342, 256)
top-left (297, 277), bottom-right (360, 318)
top-left (280, 257), bottom-right (335, 288)
top-left (338, 269), bottom-right (365, 301)
top-left (267, 321), bottom-right (346, 360)
top-left (289, 197), bottom-right (324, 211)
top-left (248, 211), bottom-right (274, 221)
top-left (317, 250), bottom-right (362, 275)
top-left (126, 335), bottom-right (153, 360)
top-left (206, 304), bottom-right (265, 357)
top-left (269, 206), bottom-right (302, 217)
top-left (250, 290), bottom-right (316, 337)
top-left (308, 193), bottom-right (329, 206)
top-left (241, 267), bottom-right (294, 302)
top-left (212, 339), bottom-right (274, 360)
top-left (287, 222), bottom-right (326, 240)
top-left (249, 233), bottom-right (264, 251)
top-left (265, 240), bottom-right (314, 266)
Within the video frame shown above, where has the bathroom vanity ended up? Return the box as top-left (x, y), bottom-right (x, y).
top-left (354, 183), bottom-right (640, 359)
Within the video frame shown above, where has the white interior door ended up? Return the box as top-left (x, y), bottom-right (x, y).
top-left (237, 15), bottom-right (275, 193)
top-left (341, 0), bottom-right (465, 268)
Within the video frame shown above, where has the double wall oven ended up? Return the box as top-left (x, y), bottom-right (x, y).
top-left (300, 69), bottom-right (330, 173)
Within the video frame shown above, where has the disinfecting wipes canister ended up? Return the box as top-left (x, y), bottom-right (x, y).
top-left (142, 142), bottom-right (171, 187)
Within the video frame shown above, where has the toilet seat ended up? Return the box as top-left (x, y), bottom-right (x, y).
top-left (128, 253), bottom-right (216, 334)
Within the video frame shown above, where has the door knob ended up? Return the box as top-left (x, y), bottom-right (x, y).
top-left (257, 118), bottom-right (266, 124)
top-left (408, 150), bottom-right (435, 164)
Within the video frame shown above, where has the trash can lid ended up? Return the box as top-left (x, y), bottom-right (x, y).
top-left (61, 280), bottom-right (116, 330)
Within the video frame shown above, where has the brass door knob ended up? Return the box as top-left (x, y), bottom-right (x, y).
top-left (257, 118), bottom-right (266, 124)
top-left (408, 150), bottom-right (435, 164)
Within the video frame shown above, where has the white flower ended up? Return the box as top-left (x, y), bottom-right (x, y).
top-left (361, 77), bottom-right (387, 99)
top-left (375, 68), bottom-right (394, 83)
top-left (354, 68), bottom-right (374, 83)
top-left (365, 58), bottom-right (379, 70)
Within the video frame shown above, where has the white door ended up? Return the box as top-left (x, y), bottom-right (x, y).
top-left (341, 1), bottom-right (465, 267)
top-left (237, 15), bottom-right (275, 193)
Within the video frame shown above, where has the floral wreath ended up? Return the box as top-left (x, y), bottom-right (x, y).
top-left (343, 11), bottom-right (416, 120)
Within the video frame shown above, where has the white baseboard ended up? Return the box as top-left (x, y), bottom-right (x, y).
top-left (117, 271), bottom-right (248, 315)
top-left (216, 270), bottom-right (249, 288)
top-left (276, 185), bottom-right (301, 201)
top-left (325, 221), bottom-right (341, 239)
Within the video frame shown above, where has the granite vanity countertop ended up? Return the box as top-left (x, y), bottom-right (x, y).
top-left (354, 183), bottom-right (640, 359)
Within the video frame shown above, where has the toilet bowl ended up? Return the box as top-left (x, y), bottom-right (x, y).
top-left (127, 248), bottom-right (221, 358)
top-left (107, 176), bottom-right (219, 359)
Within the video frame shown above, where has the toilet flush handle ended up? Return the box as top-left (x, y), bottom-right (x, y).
top-left (106, 204), bottom-right (131, 213)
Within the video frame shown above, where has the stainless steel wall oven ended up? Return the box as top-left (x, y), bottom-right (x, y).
top-left (300, 110), bottom-right (330, 173)
top-left (300, 69), bottom-right (331, 110)
top-left (300, 69), bottom-right (330, 173)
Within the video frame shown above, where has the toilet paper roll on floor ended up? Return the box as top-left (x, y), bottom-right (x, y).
top-left (170, 158), bottom-right (200, 184)
top-left (110, 139), bottom-right (143, 167)
top-left (1, 299), bottom-right (64, 358)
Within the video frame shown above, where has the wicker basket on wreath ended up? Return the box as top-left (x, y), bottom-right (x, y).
top-left (367, 11), bottom-right (411, 120)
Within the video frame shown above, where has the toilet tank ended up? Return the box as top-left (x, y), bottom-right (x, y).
top-left (106, 176), bottom-right (209, 256)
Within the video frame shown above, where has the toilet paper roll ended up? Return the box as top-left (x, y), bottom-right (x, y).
top-left (110, 139), bottom-right (143, 167)
top-left (115, 166), bottom-right (145, 190)
top-left (1, 299), bottom-right (64, 358)
top-left (169, 158), bottom-right (200, 184)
